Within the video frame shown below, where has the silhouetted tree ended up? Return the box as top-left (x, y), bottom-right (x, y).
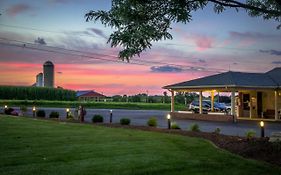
top-left (86, 0), bottom-right (281, 60)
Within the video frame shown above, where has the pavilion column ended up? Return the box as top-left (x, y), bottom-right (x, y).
top-left (171, 90), bottom-right (175, 112)
top-left (275, 91), bottom-right (278, 120)
top-left (211, 91), bottom-right (214, 112)
top-left (199, 91), bottom-right (203, 114)
top-left (231, 90), bottom-right (236, 116)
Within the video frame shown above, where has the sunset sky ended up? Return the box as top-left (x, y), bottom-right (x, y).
top-left (0, 0), bottom-right (281, 96)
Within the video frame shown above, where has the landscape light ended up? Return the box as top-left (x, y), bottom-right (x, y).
top-left (32, 106), bottom-right (36, 117)
top-left (167, 114), bottom-right (171, 129)
top-left (66, 108), bottom-right (70, 118)
top-left (110, 110), bottom-right (113, 123)
top-left (260, 121), bottom-right (265, 138)
top-left (260, 121), bottom-right (264, 127)
top-left (4, 105), bottom-right (8, 109)
top-left (167, 114), bottom-right (171, 120)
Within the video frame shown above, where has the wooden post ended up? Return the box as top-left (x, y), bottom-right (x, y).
top-left (231, 90), bottom-right (236, 116)
top-left (199, 91), bottom-right (203, 114)
top-left (211, 91), bottom-right (214, 112)
top-left (171, 90), bottom-right (175, 112)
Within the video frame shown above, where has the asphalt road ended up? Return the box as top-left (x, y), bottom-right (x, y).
top-left (2, 107), bottom-right (281, 137)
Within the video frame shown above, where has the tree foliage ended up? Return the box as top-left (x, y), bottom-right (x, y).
top-left (85, 0), bottom-right (281, 60)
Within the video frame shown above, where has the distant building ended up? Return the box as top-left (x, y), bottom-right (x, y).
top-left (36, 73), bottom-right (43, 87)
top-left (77, 90), bottom-right (107, 102)
top-left (43, 61), bottom-right (54, 87)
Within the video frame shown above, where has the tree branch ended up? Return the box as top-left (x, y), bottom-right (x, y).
top-left (209, 0), bottom-right (281, 16)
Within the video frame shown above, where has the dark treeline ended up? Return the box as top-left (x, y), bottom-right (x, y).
top-left (0, 86), bottom-right (76, 101)
top-left (111, 92), bottom-right (199, 104)
top-left (111, 92), bottom-right (230, 105)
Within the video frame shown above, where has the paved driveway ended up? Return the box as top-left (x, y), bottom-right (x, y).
top-left (2, 107), bottom-right (281, 137)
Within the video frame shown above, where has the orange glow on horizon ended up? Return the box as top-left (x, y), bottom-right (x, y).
top-left (0, 62), bottom-right (207, 95)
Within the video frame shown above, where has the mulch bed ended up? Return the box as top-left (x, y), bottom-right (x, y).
top-left (98, 123), bottom-right (281, 167)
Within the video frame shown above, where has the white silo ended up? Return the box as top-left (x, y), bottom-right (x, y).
top-left (36, 73), bottom-right (43, 87)
top-left (43, 61), bottom-right (54, 87)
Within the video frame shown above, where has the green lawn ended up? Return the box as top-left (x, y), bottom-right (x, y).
top-left (0, 100), bottom-right (186, 111)
top-left (0, 115), bottom-right (280, 175)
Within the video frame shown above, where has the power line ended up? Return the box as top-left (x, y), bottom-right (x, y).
top-left (0, 40), bottom-right (147, 66)
top-left (0, 23), bottom-right (260, 52)
top-left (0, 37), bottom-right (226, 73)
top-left (1, 23), bottom-right (272, 67)
top-left (0, 23), bottom-right (104, 39)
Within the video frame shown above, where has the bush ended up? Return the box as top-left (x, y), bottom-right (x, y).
top-left (36, 110), bottom-right (45, 117)
top-left (190, 123), bottom-right (200, 132)
top-left (20, 106), bottom-right (27, 113)
top-left (171, 122), bottom-right (181, 129)
top-left (245, 130), bottom-right (256, 139)
top-left (66, 112), bottom-right (74, 120)
top-left (4, 107), bottom-right (14, 115)
top-left (120, 118), bottom-right (130, 125)
top-left (147, 117), bottom-right (157, 127)
top-left (214, 127), bottom-right (221, 134)
top-left (92, 114), bottom-right (104, 123)
top-left (49, 111), bottom-right (59, 118)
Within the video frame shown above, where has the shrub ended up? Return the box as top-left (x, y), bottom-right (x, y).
top-left (36, 110), bottom-right (45, 117)
top-left (147, 117), bottom-right (157, 127)
top-left (4, 107), bottom-right (14, 115)
top-left (245, 130), bottom-right (256, 139)
top-left (49, 111), bottom-right (59, 118)
top-left (92, 114), bottom-right (104, 123)
top-left (214, 127), bottom-right (221, 134)
top-left (66, 112), bottom-right (74, 120)
top-left (171, 122), bottom-right (181, 129)
top-left (120, 118), bottom-right (130, 125)
top-left (20, 106), bottom-right (27, 114)
top-left (190, 123), bottom-right (200, 132)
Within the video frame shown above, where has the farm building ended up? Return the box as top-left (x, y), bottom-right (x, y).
top-left (76, 90), bottom-right (106, 102)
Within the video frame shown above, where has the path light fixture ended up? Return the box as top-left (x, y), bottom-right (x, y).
top-left (66, 108), bottom-right (70, 118)
top-left (110, 110), bottom-right (113, 123)
top-left (32, 106), bottom-right (36, 117)
top-left (167, 114), bottom-right (171, 129)
top-left (4, 105), bottom-right (8, 109)
top-left (260, 120), bottom-right (265, 138)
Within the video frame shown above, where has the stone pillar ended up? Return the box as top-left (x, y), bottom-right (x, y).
top-left (171, 90), bottom-right (175, 112)
top-left (275, 91), bottom-right (278, 120)
top-left (211, 91), bottom-right (214, 112)
top-left (199, 91), bottom-right (203, 114)
top-left (231, 90), bottom-right (236, 116)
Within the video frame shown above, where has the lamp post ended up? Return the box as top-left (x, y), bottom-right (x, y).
top-left (167, 114), bottom-right (171, 129)
top-left (32, 106), bottom-right (36, 117)
top-left (66, 108), bottom-right (70, 119)
top-left (4, 105), bottom-right (8, 114)
top-left (260, 120), bottom-right (265, 138)
top-left (110, 110), bottom-right (113, 123)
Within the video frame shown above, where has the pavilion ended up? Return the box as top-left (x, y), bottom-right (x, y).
top-left (163, 67), bottom-right (281, 122)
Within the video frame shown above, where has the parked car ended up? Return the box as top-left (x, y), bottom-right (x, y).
top-left (189, 100), bottom-right (211, 113)
top-left (225, 103), bottom-right (232, 114)
top-left (189, 100), bottom-right (227, 113)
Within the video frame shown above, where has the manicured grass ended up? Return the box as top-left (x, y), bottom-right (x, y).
top-left (0, 115), bottom-right (280, 175)
top-left (0, 100), bottom-right (186, 111)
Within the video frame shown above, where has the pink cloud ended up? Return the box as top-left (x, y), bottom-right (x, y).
top-left (6, 4), bottom-right (32, 17)
top-left (189, 34), bottom-right (214, 51)
top-left (173, 28), bottom-right (215, 51)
